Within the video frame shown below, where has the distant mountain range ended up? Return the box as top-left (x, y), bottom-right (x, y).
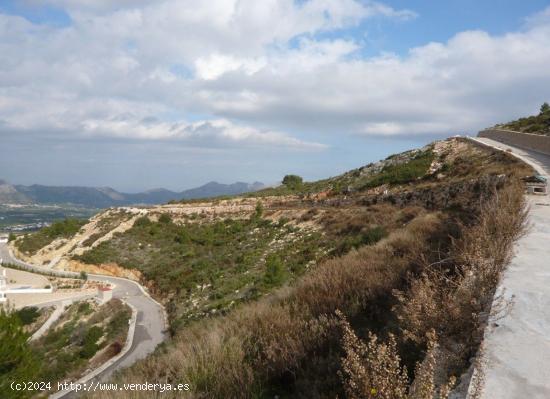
top-left (0, 179), bottom-right (265, 208)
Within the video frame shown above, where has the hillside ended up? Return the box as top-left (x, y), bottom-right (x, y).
top-left (0, 180), bottom-right (265, 208)
top-left (11, 137), bottom-right (532, 398)
top-left (495, 102), bottom-right (550, 135)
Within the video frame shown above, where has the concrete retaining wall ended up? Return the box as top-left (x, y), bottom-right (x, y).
top-left (478, 129), bottom-right (550, 156)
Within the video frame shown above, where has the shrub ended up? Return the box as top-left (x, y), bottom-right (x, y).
top-left (79, 326), bottom-right (103, 359)
top-left (282, 174), bottom-right (303, 190)
top-left (263, 255), bottom-right (287, 288)
top-left (332, 226), bottom-right (387, 255)
top-left (394, 182), bottom-right (527, 381)
top-left (134, 216), bottom-right (152, 227)
top-left (78, 302), bottom-right (92, 315)
top-left (14, 307), bottom-right (40, 326)
top-left (254, 201), bottom-right (264, 219)
top-left (0, 309), bottom-right (38, 399)
top-left (363, 151), bottom-right (434, 188)
top-left (339, 312), bottom-right (455, 399)
top-left (158, 213), bottom-right (172, 224)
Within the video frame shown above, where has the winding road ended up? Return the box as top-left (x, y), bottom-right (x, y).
top-left (0, 242), bottom-right (167, 396)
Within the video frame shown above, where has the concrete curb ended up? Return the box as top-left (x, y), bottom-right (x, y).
top-left (51, 301), bottom-right (138, 399)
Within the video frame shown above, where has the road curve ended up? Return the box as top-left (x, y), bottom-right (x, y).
top-left (0, 242), bottom-right (167, 395)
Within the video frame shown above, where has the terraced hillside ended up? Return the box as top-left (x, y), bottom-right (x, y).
top-left (10, 137), bottom-right (533, 398)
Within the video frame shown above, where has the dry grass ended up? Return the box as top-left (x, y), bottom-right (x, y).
top-left (292, 211), bottom-right (447, 318)
top-left (394, 181), bottom-right (527, 385)
top-left (339, 313), bottom-right (455, 399)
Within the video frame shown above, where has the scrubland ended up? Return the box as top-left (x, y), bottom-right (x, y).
top-left (9, 138), bottom-right (533, 398)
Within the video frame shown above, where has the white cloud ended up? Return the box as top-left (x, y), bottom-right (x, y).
top-left (1, 1), bottom-right (549, 149)
top-left (195, 54), bottom-right (267, 80)
top-left (81, 116), bottom-right (326, 150)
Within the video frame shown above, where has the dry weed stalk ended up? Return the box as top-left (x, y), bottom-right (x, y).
top-left (394, 183), bottom-right (526, 395)
top-left (338, 312), bottom-right (455, 399)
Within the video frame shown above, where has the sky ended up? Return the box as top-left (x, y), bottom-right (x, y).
top-left (1, 1), bottom-right (549, 192)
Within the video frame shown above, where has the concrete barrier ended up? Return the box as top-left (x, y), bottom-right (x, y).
top-left (478, 129), bottom-right (550, 156)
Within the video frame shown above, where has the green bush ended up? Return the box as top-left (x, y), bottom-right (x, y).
top-left (254, 201), bottom-right (264, 219)
top-left (134, 216), bottom-right (152, 227)
top-left (77, 302), bottom-right (92, 315)
top-left (363, 151), bottom-right (434, 188)
top-left (263, 255), bottom-right (287, 288)
top-left (0, 309), bottom-right (38, 399)
top-left (158, 213), bottom-right (172, 224)
top-left (282, 174), bottom-right (304, 190)
top-left (14, 307), bottom-right (40, 326)
top-left (79, 326), bottom-right (103, 359)
top-left (332, 226), bottom-right (387, 256)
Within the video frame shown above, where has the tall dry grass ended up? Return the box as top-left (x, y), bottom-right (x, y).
top-left (339, 313), bottom-right (455, 399)
top-left (394, 181), bottom-right (527, 384)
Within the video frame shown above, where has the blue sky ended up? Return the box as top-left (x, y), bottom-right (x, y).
top-left (1, 1), bottom-right (549, 192)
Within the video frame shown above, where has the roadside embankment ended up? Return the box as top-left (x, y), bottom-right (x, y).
top-left (469, 137), bottom-right (550, 398)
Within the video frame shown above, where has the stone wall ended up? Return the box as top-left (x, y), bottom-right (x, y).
top-left (478, 129), bottom-right (550, 156)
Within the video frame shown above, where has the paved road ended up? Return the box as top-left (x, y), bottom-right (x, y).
top-left (471, 138), bottom-right (550, 399)
top-left (0, 242), bottom-right (167, 393)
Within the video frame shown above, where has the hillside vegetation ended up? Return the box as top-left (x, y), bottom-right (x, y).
top-left (249, 146), bottom-right (435, 198)
top-left (0, 299), bottom-right (131, 399)
top-left (13, 137), bottom-right (533, 399)
top-left (14, 218), bottom-right (87, 256)
top-left (496, 102), bottom-right (550, 135)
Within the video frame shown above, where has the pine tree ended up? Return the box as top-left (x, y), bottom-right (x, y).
top-left (0, 309), bottom-right (39, 399)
